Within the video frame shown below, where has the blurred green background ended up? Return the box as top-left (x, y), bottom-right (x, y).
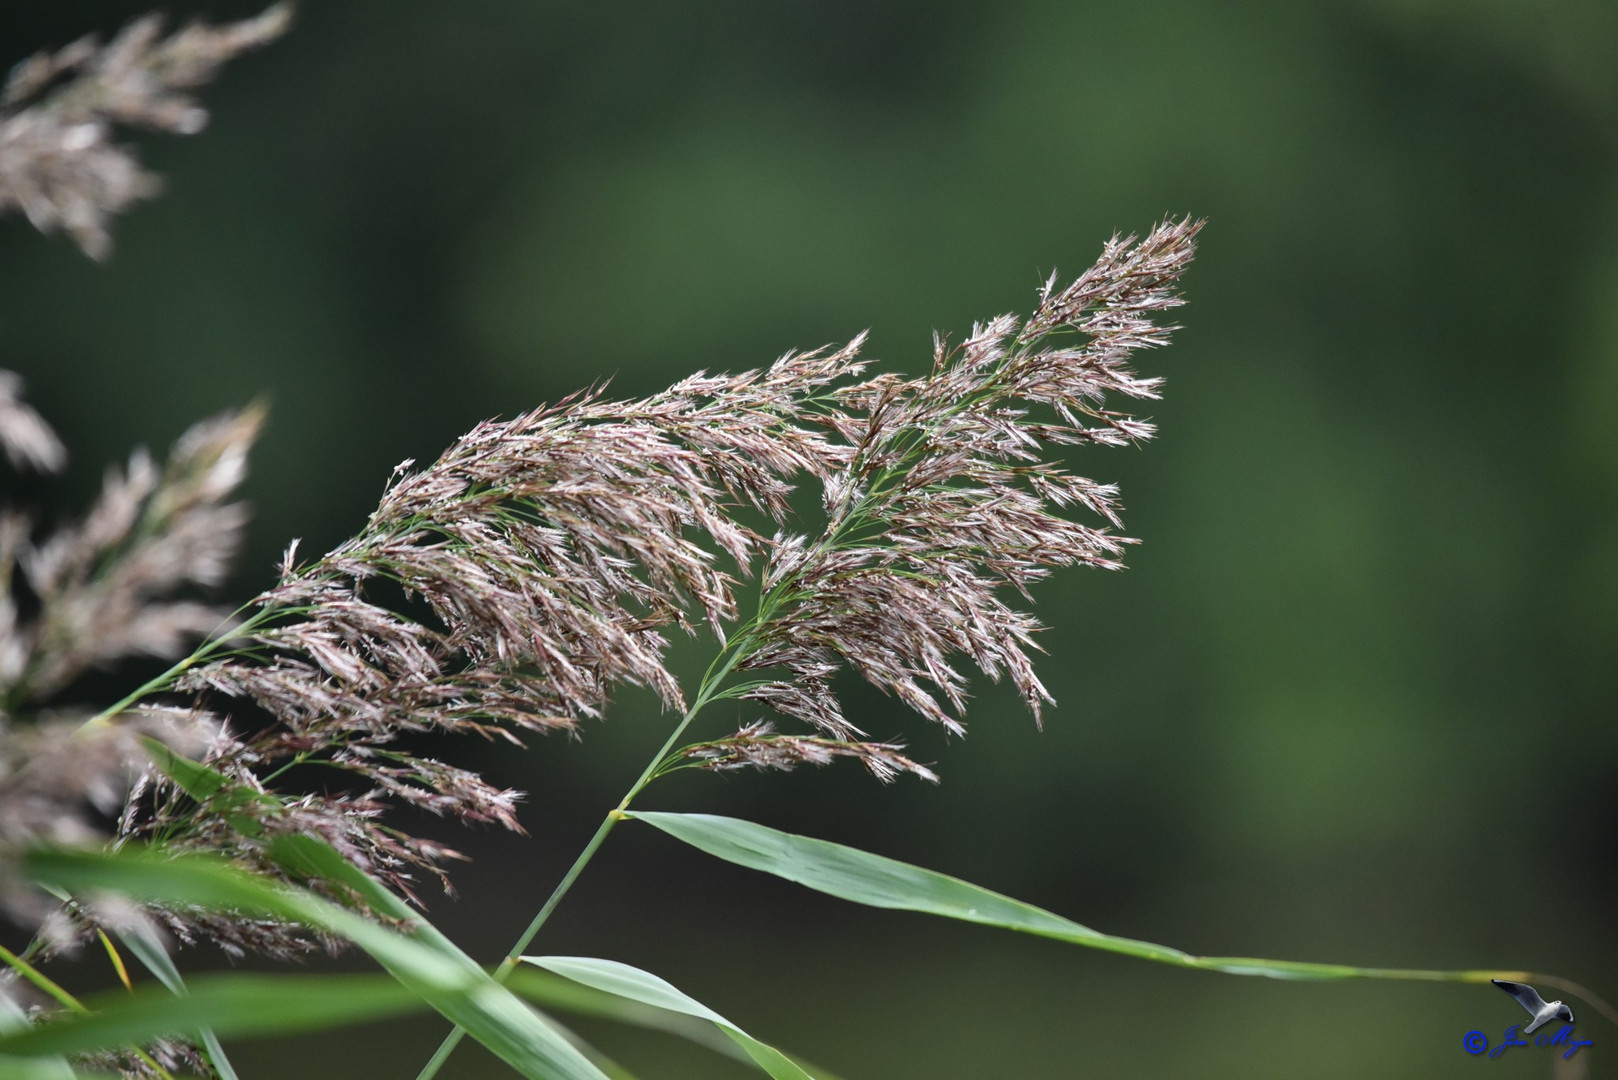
top-left (4, 1), bottom-right (1616, 1077)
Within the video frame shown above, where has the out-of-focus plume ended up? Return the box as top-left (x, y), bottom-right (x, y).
top-left (0, 708), bottom-right (215, 936)
top-left (0, 371), bottom-right (66, 474)
top-left (0, 406), bottom-right (262, 705)
top-left (0, 371), bottom-right (256, 955)
top-left (0, 5), bottom-right (290, 259)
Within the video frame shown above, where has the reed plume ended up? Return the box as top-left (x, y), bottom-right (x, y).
top-left (1, 210), bottom-right (1198, 1033)
top-left (116, 218), bottom-right (1200, 930)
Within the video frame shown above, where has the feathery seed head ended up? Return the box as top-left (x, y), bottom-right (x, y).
top-left (6, 220), bottom-right (1198, 972)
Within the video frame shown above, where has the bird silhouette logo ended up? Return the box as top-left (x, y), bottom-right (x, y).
top-left (1493, 979), bottom-right (1575, 1034)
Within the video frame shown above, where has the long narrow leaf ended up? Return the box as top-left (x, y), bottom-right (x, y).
top-left (138, 737), bottom-right (230, 802)
top-left (529, 1011), bottom-right (644, 1080)
top-left (139, 735), bottom-right (279, 837)
top-left (0, 975), bottom-right (426, 1059)
top-left (140, 745), bottom-right (610, 1076)
top-left (24, 844), bottom-right (609, 1080)
top-left (134, 745), bottom-right (612, 1077)
top-left (628, 812), bottom-right (1557, 992)
top-left (522, 957), bottom-right (812, 1080)
top-left (25, 847), bottom-right (463, 991)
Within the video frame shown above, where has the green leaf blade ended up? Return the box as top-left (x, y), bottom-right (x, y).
top-left (138, 737), bottom-right (229, 802)
top-left (629, 811), bottom-right (1188, 964)
top-left (261, 835), bottom-right (613, 1080)
top-left (628, 812), bottom-right (1511, 985)
top-left (0, 975), bottom-right (426, 1060)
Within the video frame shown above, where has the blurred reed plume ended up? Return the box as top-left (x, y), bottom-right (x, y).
top-left (0, 380), bottom-right (252, 940)
top-left (0, 4), bottom-right (289, 259)
top-left (0, 373), bottom-right (65, 474)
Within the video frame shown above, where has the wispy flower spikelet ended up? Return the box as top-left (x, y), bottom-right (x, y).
top-left (683, 720), bottom-right (939, 784)
top-left (718, 217), bottom-right (1203, 760)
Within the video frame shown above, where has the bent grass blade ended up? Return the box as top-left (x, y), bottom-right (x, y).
top-left (522, 1009), bottom-right (647, 1080)
top-left (508, 969), bottom-right (754, 1064)
top-left (117, 926), bottom-right (240, 1080)
top-left (520, 956), bottom-right (814, 1080)
top-left (628, 811), bottom-right (1613, 1021)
